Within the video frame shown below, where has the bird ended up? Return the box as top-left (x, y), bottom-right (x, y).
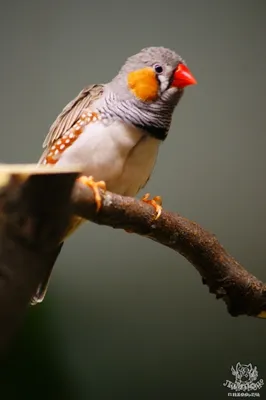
top-left (33, 46), bottom-right (197, 306)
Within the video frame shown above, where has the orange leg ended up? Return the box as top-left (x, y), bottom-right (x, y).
top-left (141, 193), bottom-right (163, 220)
top-left (77, 175), bottom-right (106, 212)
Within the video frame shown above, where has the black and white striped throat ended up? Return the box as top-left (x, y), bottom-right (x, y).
top-left (98, 97), bottom-right (172, 141)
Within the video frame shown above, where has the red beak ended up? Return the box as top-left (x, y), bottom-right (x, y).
top-left (171, 63), bottom-right (197, 88)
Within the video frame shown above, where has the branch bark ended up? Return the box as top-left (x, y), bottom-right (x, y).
top-left (0, 165), bottom-right (79, 355)
top-left (0, 164), bottom-right (265, 354)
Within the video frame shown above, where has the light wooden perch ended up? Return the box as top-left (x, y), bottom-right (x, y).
top-left (0, 164), bottom-right (265, 355)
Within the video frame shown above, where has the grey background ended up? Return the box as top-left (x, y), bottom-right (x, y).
top-left (0, 0), bottom-right (266, 399)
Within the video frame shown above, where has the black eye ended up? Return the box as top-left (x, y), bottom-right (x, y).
top-left (154, 64), bottom-right (163, 74)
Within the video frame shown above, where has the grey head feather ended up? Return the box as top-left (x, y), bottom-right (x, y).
top-left (120, 46), bottom-right (186, 72)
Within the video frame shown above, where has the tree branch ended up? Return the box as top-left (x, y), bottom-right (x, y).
top-left (0, 164), bottom-right (265, 354)
top-left (72, 181), bottom-right (266, 319)
top-left (0, 165), bottom-right (79, 355)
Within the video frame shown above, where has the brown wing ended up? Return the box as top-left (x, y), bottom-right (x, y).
top-left (32, 84), bottom-right (104, 306)
top-left (39, 83), bottom-right (104, 164)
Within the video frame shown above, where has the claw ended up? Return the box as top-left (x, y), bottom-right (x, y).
top-left (77, 175), bottom-right (106, 212)
top-left (141, 193), bottom-right (162, 220)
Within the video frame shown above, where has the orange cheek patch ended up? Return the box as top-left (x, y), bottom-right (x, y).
top-left (127, 68), bottom-right (159, 102)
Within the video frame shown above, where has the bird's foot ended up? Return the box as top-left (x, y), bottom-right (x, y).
top-left (141, 193), bottom-right (162, 220)
top-left (77, 175), bottom-right (106, 212)
top-left (124, 193), bottom-right (162, 234)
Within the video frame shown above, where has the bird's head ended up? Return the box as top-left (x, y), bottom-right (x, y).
top-left (104, 47), bottom-right (197, 139)
top-left (110, 46), bottom-right (196, 103)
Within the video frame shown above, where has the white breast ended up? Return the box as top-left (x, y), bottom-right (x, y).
top-left (56, 120), bottom-right (161, 197)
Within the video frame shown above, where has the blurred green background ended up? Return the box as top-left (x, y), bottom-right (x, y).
top-left (0, 0), bottom-right (266, 398)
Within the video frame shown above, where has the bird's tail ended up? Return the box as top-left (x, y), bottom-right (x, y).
top-left (33, 143), bottom-right (86, 305)
top-left (30, 242), bottom-right (65, 305)
top-left (31, 216), bottom-right (85, 305)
